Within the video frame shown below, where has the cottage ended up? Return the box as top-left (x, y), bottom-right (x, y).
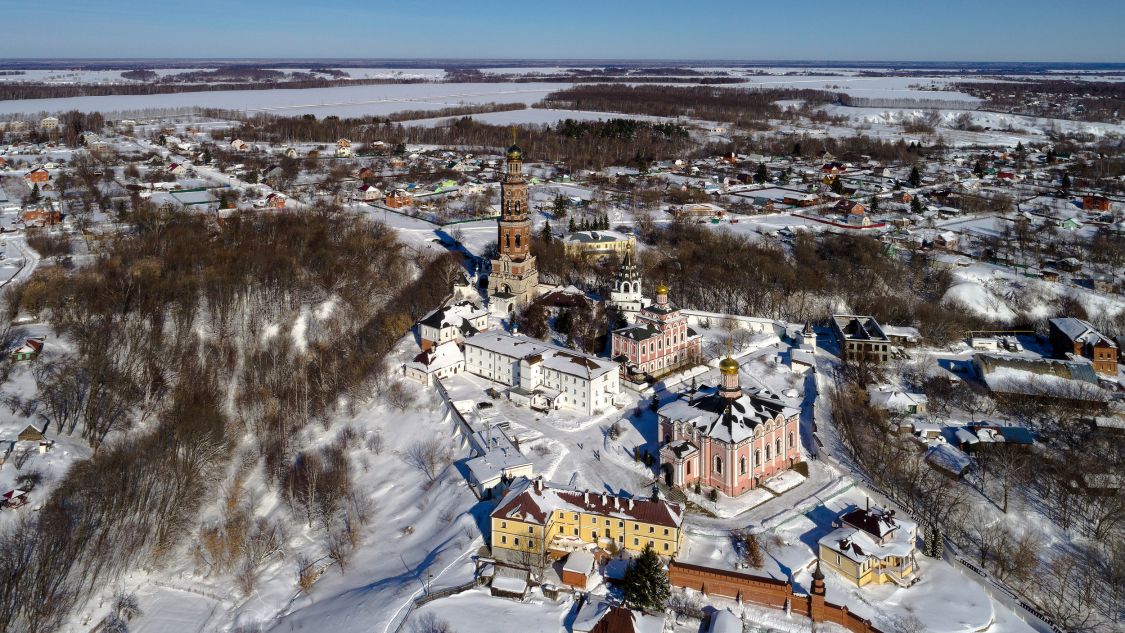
top-left (818, 503), bottom-right (919, 587)
top-left (385, 189), bottom-right (413, 208)
top-left (356, 183), bottom-right (383, 202)
top-left (24, 167), bottom-right (49, 184)
top-left (8, 337), bottom-right (44, 361)
top-left (402, 341), bottom-right (465, 385)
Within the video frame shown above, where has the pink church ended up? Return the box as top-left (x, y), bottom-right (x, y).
top-left (658, 356), bottom-right (802, 497)
top-left (610, 281), bottom-right (703, 380)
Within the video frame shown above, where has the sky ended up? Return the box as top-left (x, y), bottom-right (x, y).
top-left (2, 0), bottom-right (1124, 63)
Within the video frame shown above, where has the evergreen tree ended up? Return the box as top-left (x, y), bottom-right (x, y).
top-left (973, 160), bottom-right (985, 177)
top-left (830, 177), bottom-right (843, 194)
top-left (755, 163), bottom-right (768, 184)
top-left (870, 196), bottom-right (879, 213)
top-left (27, 183), bottom-right (40, 204)
top-left (568, 217), bottom-right (576, 233)
top-left (540, 221), bottom-right (552, 244)
top-left (931, 526), bottom-right (944, 559)
top-left (910, 196), bottom-right (923, 214)
top-left (908, 166), bottom-right (921, 188)
top-left (1061, 172), bottom-right (1071, 192)
top-left (622, 544), bottom-right (671, 614)
top-left (792, 142), bottom-right (802, 157)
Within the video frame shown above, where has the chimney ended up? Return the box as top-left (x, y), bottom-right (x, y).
top-left (583, 490), bottom-right (589, 504)
top-left (511, 322), bottom-right (519, 336)
top-left (866, 497), bottom-right (870, 512)
top-left (534, 476), bottom-right (543, 493)
top-left (628, 498), bottom-right (635, 510)
top-left (601, 492), bottom-right (608, 505)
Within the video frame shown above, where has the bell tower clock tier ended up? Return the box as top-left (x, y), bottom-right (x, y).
top-left (488, 144), bottom-right (539, 314)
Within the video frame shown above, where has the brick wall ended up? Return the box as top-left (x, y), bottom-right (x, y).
top-left (668, 561), bottom-right (883, 633)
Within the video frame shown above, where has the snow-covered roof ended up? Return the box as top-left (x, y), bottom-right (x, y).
top-left (708, 609), bottom-right (743, 633)
top-left (562, 549), bottom-right (595, 575)
top-left (868, 386), bottom-right (927, 411)
top-left (465, 333), bottom-right (617, 381)
top-left (404, 341), bottom-right (464, 373)
top-left (658, 385), bottom-right (798, 445)
top-left (492, 478), bottom-right (683, 529)
top-left (926, 443), bottom-right (971, 475)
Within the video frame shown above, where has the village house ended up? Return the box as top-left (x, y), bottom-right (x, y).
top-left (673, 202), bottom-right (725, 218)
top-left (356, 183), bottom-right (383, 202)
top-left (611, 281), bottom-right (702, 379)
top-left (39, 116), bottom-right (59, 132)
top-left (1048, 317), bottom-right (1118, 376)
top-left (818, 503), bottom-right (919, 587)
top-left (658, 355), bottom-right (801, 497)
top-left (8, 337), bottom-right (44, 362)
top-left (831, 315), bottom-right (891, 364)
top-left (21, 208), bottom-right (62, 226)
top-left (230, 139), bottom-right (249, 151)
top-left (24, 167), bottom-right (49, 184)
top-left (417, 301), bottom-right (489, 350)
top-left (867, 386), bottom-right (928, 415)
top-left (335, 138), bottom-right (353, 158)
top-left (385, 188), bottom-right (413, 208)
top-left (1083, 195), bottom-right (1112, 212)
top-left (572, 598), bottom-right (666, 633)
top-left (463, 332), bottom-right (620, 415)
top-left (490, 477), bottom-right (685, 566)
top-left (561, 230), bottom-right (636, 260)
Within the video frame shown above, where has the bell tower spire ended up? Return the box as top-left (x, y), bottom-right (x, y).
top-left (487, 136), bottom-right (539, 314)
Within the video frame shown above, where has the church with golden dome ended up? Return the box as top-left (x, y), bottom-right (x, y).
top-left (487, 144), bottom-right (539, 315)
top-left (657, 354), bottom-right (802, 498)
top-left (610, 280), bottom-right (703, 381)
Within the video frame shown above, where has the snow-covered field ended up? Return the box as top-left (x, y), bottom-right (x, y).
top-left (403, 107), bottom-right (675, 128)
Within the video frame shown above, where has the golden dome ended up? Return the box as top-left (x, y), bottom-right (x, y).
top-left (506, 144), bottom-right (523, 161)
top-left (719, 355), bottom-right (740, 375)
top-left (655, 280), bottom-right (669, 295)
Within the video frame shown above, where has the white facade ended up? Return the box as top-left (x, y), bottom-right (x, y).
top-left (464, 333), bottom-right (620, 416)
top-left (418, 301), bottom-right (489, 349)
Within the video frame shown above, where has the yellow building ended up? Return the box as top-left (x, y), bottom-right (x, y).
top-left (817, 504), bottom-right (919, 587)
top-left (490, 478), bottom-right (684, 563)
top-left (561, 230), bottom-right (636, 260)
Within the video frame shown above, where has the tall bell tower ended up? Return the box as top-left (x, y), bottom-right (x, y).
top-left (488, 143), bottom-right (539, 315)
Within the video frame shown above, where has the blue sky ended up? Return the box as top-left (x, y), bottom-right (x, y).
top-left (2, 0), bottom-right (1123, 62)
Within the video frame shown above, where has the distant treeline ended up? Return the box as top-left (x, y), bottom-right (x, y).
top-left (214, 103), bottom-right (526, 144)
top-left (536, 84), bottom-right (839, 126)
top-left (956, 79), bottom-right (1125, 122)
top-left (0, 76), bottom-right (429, 102)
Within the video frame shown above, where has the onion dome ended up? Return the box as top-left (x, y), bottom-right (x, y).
top-left (655, 280), bottom-right (669, 295)
top-left (506, 144), bottom-right (523, 161)
top-left (719, 355), bottom-right (740, 375)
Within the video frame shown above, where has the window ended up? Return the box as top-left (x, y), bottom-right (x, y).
top-left (633, 537), bottom-right (639, 546)
top-left (574, 527), bottom-right (579, 535)
top-left (739, 457), bottom-right (747, 475)
top-left (714, 456), bottom-right (723, 474)
top-left (755, 449), bottom-right (761, 466)
top-left (501, 536), bottom-right (507, 544)
top-left (663, 528), bottom-right (669, 536)
top-left (515, 234), bottom-right (521, 248)
top-left (765, 445), bottom-right (771, 461)
top-left (618, 521), bottom-right (624, 528)
top-left (663, 543), bottom-right (669, 551)
top-left (789, 432), bottom-right (794, 448)
top-left (686, 461), bottom-right (692, 475)
top-left (528, 526), bottom-right (534, 533)
top-left (776, 439), bottom-right (782, 457)
top-left (501, 521), bottom-right (507, 529)
top-left (649, 526), bottom-right (654, 534)
top-left (514, 537), bottom-right (520, 546)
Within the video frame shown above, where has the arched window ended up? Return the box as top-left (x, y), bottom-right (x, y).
top-left (754, 450), bottom-right (760, 467)
top-left (765, 445), bottom-right (771, 461)
top-left (515, 234), bottom-right (521, 248)
top-left (776, 439), bottom-right (782, 458)
top-left (714, 456), bottom-right (723, 474)
top-left (505, 233), bottom-right (510, 249)
top-left (789, 432), bottom-right (794, 448)
top-left (514, 200), bottom-right (521, 214)
top-left (739, 457), bottom-right (747, 475)
top-left (686, 461), bottom-right (692, 475)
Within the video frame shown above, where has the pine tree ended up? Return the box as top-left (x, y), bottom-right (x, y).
top-left (755, 163), bottom-right (768, 184)
top-left (973, 160), bottom-right (984, 177)
top-left (568, 217), bottom-right (576, 233)
top-left (830, 177), bottom-right (843, 194)
top-left (910, 196), bottom-right (923, 214)
top-left (932, 526), bottom-right (943, 559)
top-left (908, 166), bottom-right (921, 188)
top-left (27, 183), bottom-right (40, 204)
top-left (540, 221), bottom-right (552, 244)
top-left (1061, 172), bottom-right (1071, 192)
top-left (622, 544), bottom-right (671, 614)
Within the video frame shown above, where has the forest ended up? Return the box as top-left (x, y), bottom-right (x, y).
top-left (0, 206), bottom-right (460, 632)
top-left (536, 84), bottom-right (839, 127)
